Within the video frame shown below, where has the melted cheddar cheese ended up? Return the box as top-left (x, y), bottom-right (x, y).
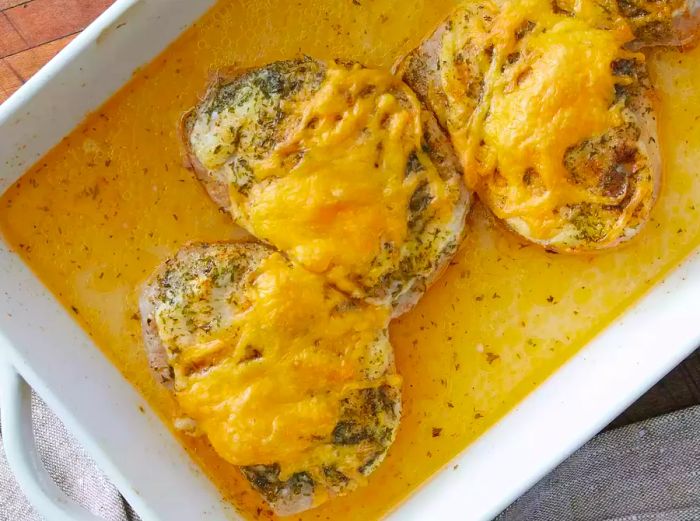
top-left (187, 59), bottom-right (468, 311)
top-left (151, 247), bottom-right (398, 471)
top-left (439, 0), bottom-right (655, 247)
top-left (240, 66), bottom-right (430, 280)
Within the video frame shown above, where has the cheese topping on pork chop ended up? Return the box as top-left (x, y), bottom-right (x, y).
top-left (444, 0), bottom-right (655, 249)
top-left (399, 0), bottom-right (686, 252)
top-left (184, 58), bottom-right (469, 315)
top-left (141, 242), bottom-right (401, 514)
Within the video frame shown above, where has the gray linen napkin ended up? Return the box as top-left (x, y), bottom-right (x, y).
top-left (0, 393), bottom-right (139, 521)
top-left (497, 405), bottom-right (700, 521)
top-left (1, 394), bottom-right (699, 521)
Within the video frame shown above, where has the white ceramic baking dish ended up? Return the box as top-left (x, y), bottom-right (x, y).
top-left (1, 1), bottom-right (699, 520)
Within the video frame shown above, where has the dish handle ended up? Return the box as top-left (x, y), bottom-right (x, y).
top-left (0, 358), bottom-right (104, 521)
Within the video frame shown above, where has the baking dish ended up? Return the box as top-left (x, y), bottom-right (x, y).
top-left (1, 1), bottom-right (699, 520)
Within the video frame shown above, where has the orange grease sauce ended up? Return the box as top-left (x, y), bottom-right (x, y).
top-left (1, 1), bottom-right (700, 519)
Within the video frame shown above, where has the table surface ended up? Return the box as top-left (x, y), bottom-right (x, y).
top-left (1, 0), bottom-right (699, 429)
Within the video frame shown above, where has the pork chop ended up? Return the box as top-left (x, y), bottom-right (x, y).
top-left (398, 0), bottom-right (697, 252)
top-left (140, 242), bottom-right (401, 515)
top-left (182, 57), bottom-right (470, 315)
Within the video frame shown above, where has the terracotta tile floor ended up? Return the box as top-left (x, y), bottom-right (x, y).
top-left (0, 0), bottom-right (113, 103)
